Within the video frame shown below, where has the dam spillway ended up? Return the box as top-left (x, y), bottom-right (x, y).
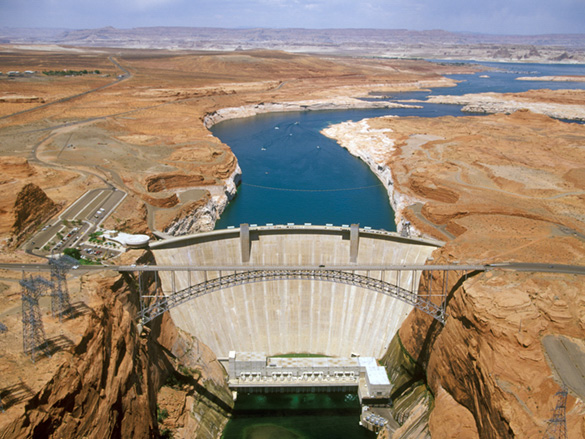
top-left (150, 225), bottom-right (442, 358)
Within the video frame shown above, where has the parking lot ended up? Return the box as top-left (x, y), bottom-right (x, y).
top-left (27, 188), bottom-right (127, 261)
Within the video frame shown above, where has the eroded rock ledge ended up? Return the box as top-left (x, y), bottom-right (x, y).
top-left (163, 164), bottom-right (241, 235)
top-left (203, 97), bottom-right (420, 128)
top-left (321, 117), bottom-right (421, 235)
top-left (426, 90), bottom-right (585, 121)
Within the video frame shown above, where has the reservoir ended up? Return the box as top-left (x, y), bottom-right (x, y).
top-left (211, 61), bottom-right (585, 438)
top-left (212, 105), bottom-right (467, 231)
top-left (212, 61), bottom-right (585, 231)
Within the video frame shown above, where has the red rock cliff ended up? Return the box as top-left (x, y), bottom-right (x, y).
top-left (0, 253), bottom-right (232, 439)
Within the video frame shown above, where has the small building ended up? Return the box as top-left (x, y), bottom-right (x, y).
top-left (358, 357), bottom-right (392, 402)
top-left (101, 230), bottom-right (150, 249)
top-left (227, 351), bottom-right (392, 402)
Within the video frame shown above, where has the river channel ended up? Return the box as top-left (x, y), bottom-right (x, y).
top-left (211, 61), bottom-right (585, 438)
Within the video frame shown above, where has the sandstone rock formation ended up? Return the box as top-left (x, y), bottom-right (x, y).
top-left (426, 89), bottom-right (585, 121)
top-left (324, 110), bottom-right (585, 438)
top-left (10, 183), bottom-right (59, 247)
top-left (0, 272), bottom-right (166, 438)
top-left (0, 95), bottom-right (45, 103)
top-left (0, 253), bottom-right (232, 439)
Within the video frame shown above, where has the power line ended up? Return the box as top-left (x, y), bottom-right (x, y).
top-left (241, 182), bottom-right (384, 192)
top-left (543, 387), bottom-right (568, 439)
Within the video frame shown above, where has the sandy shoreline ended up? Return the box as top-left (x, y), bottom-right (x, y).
top-left (203, 97), bottom-right (420, 128)
top-left (321, 117), bottom-right (420, 236)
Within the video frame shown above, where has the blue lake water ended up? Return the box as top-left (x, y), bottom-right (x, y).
top-left (212, 61), bottom-right (585, 231)
top-left (212, 61), bottom-right (585, 438)
top-left (212, 105), bottom-right (467, 231)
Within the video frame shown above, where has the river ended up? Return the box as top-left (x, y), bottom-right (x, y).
top-left (211, 61), bottom-right (585, 438)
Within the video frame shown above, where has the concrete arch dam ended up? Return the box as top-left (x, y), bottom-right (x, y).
top-left (149, 225), bottom-right (443, 358)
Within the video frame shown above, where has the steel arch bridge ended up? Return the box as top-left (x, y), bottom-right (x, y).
top-left (136, 266), bottom-right (479, 326)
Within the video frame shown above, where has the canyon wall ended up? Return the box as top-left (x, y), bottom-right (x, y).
top-left (324, 110), bottom-right (585, 438)
top-left (0, 252), bottom-right (232, 439)
top-left (163, 165), bottom-right (242, 236)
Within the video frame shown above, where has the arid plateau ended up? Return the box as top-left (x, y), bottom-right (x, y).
top-left (0, 33), bottom-right (585, 439)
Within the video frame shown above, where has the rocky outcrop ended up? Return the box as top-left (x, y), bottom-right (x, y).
top-left (0, 95), bottom-right (45, 103)
top-left (398, 264), bottom-right (585, 438)
top-left (379, 335), bottom-right (431, 438)
top-left (326, 110), bottom-right (585, 437)
top-left (426, 90), bottom-right (585, 121)
top-left (0, 251), bottom-right (232, 439)
top-left (163, 165), bottom-right (241, 235)
top-left (10, 183), bottom-right (59, 247)
top-left (0, 269), bottom-right (169, 438)
top-left (142, 192), bottom-right (180, 209)
top-left (153, 314), bottom-right (233, 438)
top-left (144, 173), bottom-right (216, 193)
top-left (0, 157), bottom-right (36, 183)
top-left (321, 118), bottom-right (423, 235)
top-left (516, 75), bottom-right (585, 82)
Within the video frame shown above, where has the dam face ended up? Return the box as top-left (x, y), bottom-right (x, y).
top-left (150, 225), bottom-right (441, 358)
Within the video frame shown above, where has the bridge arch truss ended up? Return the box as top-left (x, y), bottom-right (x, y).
top-left (135, 265), bottom-right (481, 326)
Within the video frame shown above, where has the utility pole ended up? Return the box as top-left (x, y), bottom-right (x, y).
top-left (543, 387), bottom-right (568, 439)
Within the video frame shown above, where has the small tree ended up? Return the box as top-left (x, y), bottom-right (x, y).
top-left (63, 248), bottom-right (81, 260)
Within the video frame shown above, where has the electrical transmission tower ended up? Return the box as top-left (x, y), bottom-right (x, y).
top-left (49, 255), bottom-right (77, 321)
top-left (543, 387), bottom-right (568, 439)
top-left (20, 275), bottom-right (52, 362)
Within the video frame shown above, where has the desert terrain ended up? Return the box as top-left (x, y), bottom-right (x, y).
top-left (323, 103), bottom-right (585, 437)
top-left (0, 40), bottom-right (584, 438)
top-left (0, 45), bottom-right (479, 438)
top-left (2, 27), bottom-right (585, 62)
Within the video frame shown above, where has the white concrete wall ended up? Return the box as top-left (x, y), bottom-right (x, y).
top-left (151, 226), bottom-right (440, 359)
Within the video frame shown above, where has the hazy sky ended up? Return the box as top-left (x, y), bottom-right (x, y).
top-left (1, 0), bottom-right (584, 35)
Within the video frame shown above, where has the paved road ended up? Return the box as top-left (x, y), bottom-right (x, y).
top-left (487, 262), bottom-right (585, 276)
top-left (2, 262), bottom-right (585, 276)
top-left (542, 335), bottom-right (585, 401)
